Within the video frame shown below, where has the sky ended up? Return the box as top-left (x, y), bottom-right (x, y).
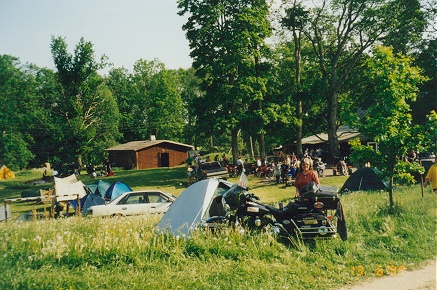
top-left (0, 0), bottom-right (193, 73)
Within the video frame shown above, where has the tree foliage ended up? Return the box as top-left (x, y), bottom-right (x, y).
top-left (350, 46), bottom-right (427, 207)
top-left (178, 0), bottom-right (272, 162)
top-left (50, 36), bottom-right (120, 165)
top-left (281, 0), bottom-right (428, 157)
top-left (0, 55), bottom-right (39, 169)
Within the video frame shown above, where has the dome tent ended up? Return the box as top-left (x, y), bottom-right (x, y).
top-left (0, 165), bottom-right (15, 179)
top-left (87, 180), bottom-right (111, 197)
top-left (340, 167), bottom-right (388, 193)
top-left (104, 181), bottom-right (132, 201)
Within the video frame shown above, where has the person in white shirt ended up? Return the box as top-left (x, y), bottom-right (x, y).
top-left (237, 157), bottom-right (244, 175)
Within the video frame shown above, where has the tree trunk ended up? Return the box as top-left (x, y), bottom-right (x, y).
top-left (258, 133), bottom-right (266, 160)
top-left (327, 90), bottom-right (340, 158)
top-left (389, 176), bottom-right (394, 208)
top-left (231, 127), bottom-right (239, 165)
top-left (296, 100), bottom-right (303, 156)
top-left (293, 28), bottom-right (303, 157)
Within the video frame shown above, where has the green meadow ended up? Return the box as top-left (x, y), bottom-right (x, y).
top-left (0, 167), bottom-right (435, 289)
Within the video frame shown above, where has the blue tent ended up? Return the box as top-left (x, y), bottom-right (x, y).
top-left (87, 180), bottom-right (111, 197)
top-left (81, 194), bottom-right (106, 215)
top-left (104, 181), bottom-right (132, 201)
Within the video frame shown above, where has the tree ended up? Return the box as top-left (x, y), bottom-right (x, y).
top-left (350, 46), bottom-right (427, 207)
top-left (128, 59), bottom-right (186, 141)
top-left (148, 69), bottom-right (186, 140)
top-left (178, 0), bottom-right (272, 163)
top-left (50, 36), bottom-right (120, 165)
top-left (106, 67), bottom-right (139, 142)
top-left (177, 68), bottom-right (203, 148)
top-left (0, 55), bottom-right (40, 169)
top-left (284, 0), bottom-right (427, 158)
top-left (281, 1), bottom-right (310, 156)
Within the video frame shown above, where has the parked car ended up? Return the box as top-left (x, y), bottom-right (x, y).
top-left (86, 190), bottom-right (176, 217)
top-left (196, 161), bottom-right (228, 180)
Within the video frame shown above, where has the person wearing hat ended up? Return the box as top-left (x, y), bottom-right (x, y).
top-left (424, 155), bottom-right (437, 194)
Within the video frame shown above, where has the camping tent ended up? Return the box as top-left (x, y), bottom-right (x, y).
top-left (81, 194), bottom-right (106, 216)
top-left (155, 178), bottom-right (234, 236)
top-left (340, 167), bottom-right (387, 193)
top-left (87, 180), bottom-right (111, 197)
top-left (53, 174), bottom-right (87, 202)
top-left (0, 165), bottom-right (15, 179)
top-left (104, 181), bottom-right (132, 201)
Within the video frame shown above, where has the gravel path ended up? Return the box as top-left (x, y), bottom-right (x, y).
top-left (336, 260), bottom-right (436, 290)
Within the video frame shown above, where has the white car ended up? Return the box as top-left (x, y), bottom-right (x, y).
top-left (86, 190), bottom-right (176, 217)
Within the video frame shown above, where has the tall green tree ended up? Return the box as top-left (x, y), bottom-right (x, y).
top-left (351, 46), bottom-right (427, 207)
top-left (177, 68), bottom-right (203, 148)
top-left (0, 55), bottom-right (39, 169)
top-left (178, 0), bottom-right (272, 163)
top-left (282, 0), bottom-right (427, 158)
top-left (281, 1), bottom-right (310, 156)
top-left (129, 59), bottom-right (185, 141)
top-left (106, 67), bottom-right (138, 142)
top-left (50, 36), bottom-right (120, 165)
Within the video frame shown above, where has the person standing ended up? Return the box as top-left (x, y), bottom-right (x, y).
top-left (274, 163), bottom-right (281, 184)
top-left (104, 159), bottom-right (111, 176)
top-left (186, 155), bottom-right (193, 167)
top-left (237, 156), bottom-right (244, 175)
top-left (294, 158), bottom-right (320, 197)
top-left (424, 155), bottom-right (437, 194)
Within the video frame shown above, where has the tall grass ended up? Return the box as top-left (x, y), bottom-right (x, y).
top-left (1, 182), bottom-right (435, 289)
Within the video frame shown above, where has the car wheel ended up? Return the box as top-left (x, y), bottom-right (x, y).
top-left (110, 213), bottom-right (124, 218)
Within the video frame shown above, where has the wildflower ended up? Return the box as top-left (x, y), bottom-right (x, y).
top-left (375, 266), bottom-right (384, 277)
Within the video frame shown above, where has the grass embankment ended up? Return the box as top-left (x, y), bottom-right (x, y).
top-left (0, 168), bottom-right (436, 289)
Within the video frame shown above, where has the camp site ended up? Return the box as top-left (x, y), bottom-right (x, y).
top-left (0, 160), bottom-right (435, 289)
top-left (1, 0), bottom-right (436, 288)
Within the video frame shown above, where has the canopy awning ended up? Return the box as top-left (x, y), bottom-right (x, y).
top-left (301, 126), bottom-right (363, 145)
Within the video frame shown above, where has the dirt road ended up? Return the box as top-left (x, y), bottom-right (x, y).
top-left (336, 260), bottom-right (436, 290)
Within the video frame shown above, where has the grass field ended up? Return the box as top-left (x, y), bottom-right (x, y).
top-left (0, 167), bottom-right (436, 289)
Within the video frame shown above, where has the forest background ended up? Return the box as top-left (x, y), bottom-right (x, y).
top-left (0, 0), bottom-right (436, 172)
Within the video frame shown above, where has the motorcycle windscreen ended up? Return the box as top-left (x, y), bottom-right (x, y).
top-left (155, 179), bottom-right (233, 237)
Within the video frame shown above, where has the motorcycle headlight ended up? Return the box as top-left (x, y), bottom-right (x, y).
top-left (318, 226), bottom-right (328, 235)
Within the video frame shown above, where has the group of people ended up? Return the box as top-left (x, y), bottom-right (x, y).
top-left (404, 149), bottom-right (437, 195)
top-left (86, 159), bottom-right (113, 178)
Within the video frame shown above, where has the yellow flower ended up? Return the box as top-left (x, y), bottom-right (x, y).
top-left (375, 265), bottom-right (384, 277)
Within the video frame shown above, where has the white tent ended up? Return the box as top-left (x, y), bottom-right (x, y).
top-left (53, 174), bottom-right (87, 202)
top-left (155, 179), bottom-right (233, 236)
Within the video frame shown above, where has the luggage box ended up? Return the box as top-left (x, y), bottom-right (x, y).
top-left (309, 193), bottom-right (339, 210)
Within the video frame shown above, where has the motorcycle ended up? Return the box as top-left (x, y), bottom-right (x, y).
top-left (204, 180), bottom-right (348, 241)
